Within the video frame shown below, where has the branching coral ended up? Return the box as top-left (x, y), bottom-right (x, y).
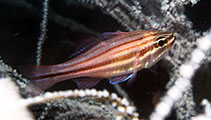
top-left (0, 0), bottom-right (210, 120)
top-left (150, 29), bottom-right (211, 120)
top-left (0, 75), bottom-right (139, 120)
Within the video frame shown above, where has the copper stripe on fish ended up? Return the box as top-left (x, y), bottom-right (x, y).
top-left (20, 30), bottom-right (176, 89)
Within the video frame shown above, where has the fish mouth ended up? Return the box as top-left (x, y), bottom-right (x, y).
top-left (167, 34), bottom-right (176, 48)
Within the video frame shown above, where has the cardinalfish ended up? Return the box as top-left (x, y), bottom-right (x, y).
top-left (20, 30), bottom-right (175, 90)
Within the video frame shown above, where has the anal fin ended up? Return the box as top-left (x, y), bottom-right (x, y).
top-left (73, 78), bottom-right (101, 89)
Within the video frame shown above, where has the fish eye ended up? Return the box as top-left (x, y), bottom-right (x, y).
top-left (158, 40), bottom-right (165, 47)
top-left (155, 36), bottom-right (169, 47)
top-left (157, 39), bottom-right (167, 47)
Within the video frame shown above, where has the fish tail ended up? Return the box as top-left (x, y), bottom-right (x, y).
top-left (19, 65), bottom-right (78, 90)
top-left (18, 65), bottom-right (53, 78)
top-left (19, 65), bottom-right (61, 90)
top-left (26, 77), bottom-right (58, 91)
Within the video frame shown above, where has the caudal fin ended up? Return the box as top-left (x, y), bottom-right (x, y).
top-left (19, 65), bottom-right (60, 91)
top-left (27, 77), bottom-right (58, 91)
top-left (24, 76), bottom-right (63, 95)
top-left (20, 65), bottom-right (77, 90)
top-left (19, 65), bottom-right (102, 90)
top-left (18, 65), bottom-right (53, 78)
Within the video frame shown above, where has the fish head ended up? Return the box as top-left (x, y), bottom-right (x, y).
top-left (147, 31), bottom-right (176, 66)
top-left (153, 31), bottom-right (176, 50)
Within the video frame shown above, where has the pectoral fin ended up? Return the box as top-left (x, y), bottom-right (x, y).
top-left (109, 51), bottom-right (141, 85)
top-left (127, 51), bottom-right (142, 85)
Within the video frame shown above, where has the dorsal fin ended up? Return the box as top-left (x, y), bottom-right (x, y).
top-left (69, 32), bottom-right (128, 59)
top-left (69, 36), bottom-right (101, 59)
top-left (100, 31), bottom-right (128, 40)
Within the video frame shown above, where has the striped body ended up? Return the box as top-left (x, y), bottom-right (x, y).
top-left (21, 30), bottom-right (175, 89)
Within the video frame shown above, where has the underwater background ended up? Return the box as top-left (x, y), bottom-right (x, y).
top-left (0, 0), bottom-right (211, 120)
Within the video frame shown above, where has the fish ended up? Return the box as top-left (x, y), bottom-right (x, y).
top-left (19, 30), bottom-right (176, 90)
